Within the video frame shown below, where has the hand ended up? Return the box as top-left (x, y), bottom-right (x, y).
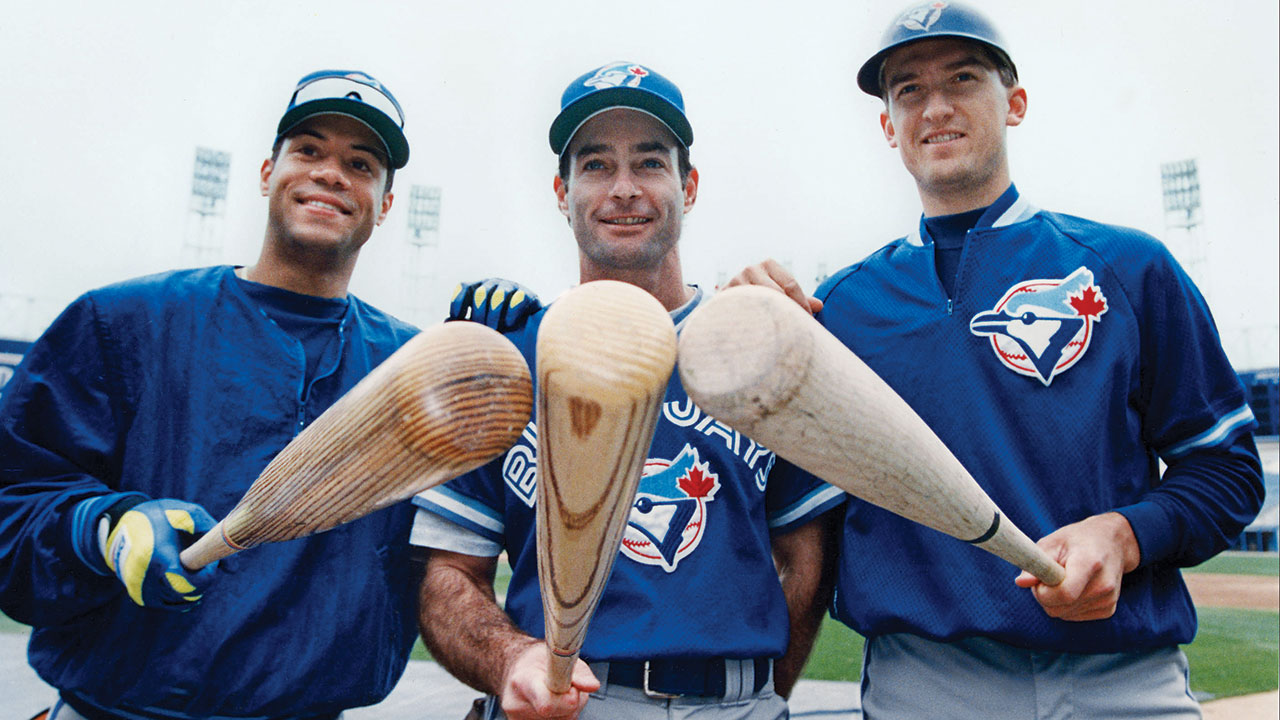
top-left (1014, 512), bottom-right (1141, 622)
top-left (499, 642), bottom-right (599, 720)
top-left (722, 259), bottom-right (823, 314)
top-left (75, 495), bottom-right (220, 610)
top-left (449, 278), bottom-right (542, 332)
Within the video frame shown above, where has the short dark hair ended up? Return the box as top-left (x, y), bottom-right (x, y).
top-left (557, 142), bottom-right (694, 189)
top-left (270, 132), bottom-right (396, 194)
top-left (879, 43), bottom-right (1017, 102)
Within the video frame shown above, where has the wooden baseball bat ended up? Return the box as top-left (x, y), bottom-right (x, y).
top-left (179, 322), bottom-right (532, 571)
top-left (677, 286), bottom-right (1065, 586)
top-left (535, 281), bottom-right (677, 693)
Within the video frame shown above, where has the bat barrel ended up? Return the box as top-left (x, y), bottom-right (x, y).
top-left (184, 323), bottom-right (530, 568)
top-left (679, 286), bottom-right (1065, 586)
top-left (535, 281), bottom-right (678, 691)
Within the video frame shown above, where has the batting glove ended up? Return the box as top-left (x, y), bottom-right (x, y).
top-left (448, 278), bottom-right (542, 332)
top-left (71, 495), bottom-right (219, 611)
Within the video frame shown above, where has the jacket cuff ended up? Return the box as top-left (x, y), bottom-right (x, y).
top-left (1114, 500), bottom-right (1175, 569)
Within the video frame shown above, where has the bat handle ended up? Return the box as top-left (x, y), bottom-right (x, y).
top-left (1022, 547), bottom-right (1067, 586)
top-left (544, 645), bottom-right (578, 695)
top-left (179, 520), bottom-right (241, 571)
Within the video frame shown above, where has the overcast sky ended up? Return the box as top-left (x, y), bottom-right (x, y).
top-left (1, 0), bottom-right (1276, 368)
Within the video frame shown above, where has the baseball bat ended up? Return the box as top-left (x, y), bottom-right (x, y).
top-left (535, 281), bottom-right (677, 693)
top-left (676, 286), bottom-right (1065, 586)
top-left (179, 321), bottom-right (532, 571)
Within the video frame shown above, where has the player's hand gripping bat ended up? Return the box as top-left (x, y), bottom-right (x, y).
top-left (179, 322), bottom-right (532, 571)
top-left (534, 281), bottom-right (677, 693)
top-left (677, 286), bottom-right (1066, 586)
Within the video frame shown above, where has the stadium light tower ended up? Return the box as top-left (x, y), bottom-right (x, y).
top-left (182, 147), bottom-right (231, 266)
top-left (1160, 159), bottom-right (1209, 302)
top-left (403, 185), bottom-right (442, 323)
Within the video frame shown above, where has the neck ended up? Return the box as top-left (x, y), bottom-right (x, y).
top-left (918, 167), bottom-right (1013, 217)
top-left (241, 249), bottom-right (355, 299)
top-left (579, 255), bottom-right (692, 312)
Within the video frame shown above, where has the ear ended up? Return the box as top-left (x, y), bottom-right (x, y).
top-left (375, 191), bottom-right (394, 226)
top-left (1006, 86), bottom-right (1028, 127)
top-left (260, 158), bottom-right (274, 196)
top-left (553, 175), bottom-right (570, 220)
top-left (682, 167), bottom-right (699, 214)
top-left (880, 109), bottom-right (899, 149)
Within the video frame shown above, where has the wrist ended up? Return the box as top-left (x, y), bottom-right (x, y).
top-left (70, 492), bottom-right (148, 574)
top-left (1100, 511), bottom-right (1141, 573)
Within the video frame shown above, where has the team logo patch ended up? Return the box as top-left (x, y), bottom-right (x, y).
top-left (620, 445), bottom-right (721, 573)
top-left (969, 266), bottom-right (1109, 386)
top-left (898, 1), bottom-right (947, 32)
top-left (584, 63), bottom-right (649, 90)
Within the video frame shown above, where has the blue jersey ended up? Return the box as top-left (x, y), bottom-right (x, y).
top-left (414, 288), bottom-right (843, 661)
top-left (814, 186), bottom-right (1262, 653)
top-left (0, 267), bottom-right (423, 716)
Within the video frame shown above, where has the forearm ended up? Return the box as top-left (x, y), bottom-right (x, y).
top-left (771, 511), bottom-right (837, 698)
top-left (417, 552), bottom-right (538, 695)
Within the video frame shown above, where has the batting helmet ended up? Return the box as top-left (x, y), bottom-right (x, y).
top-left (857, 1), bottom-right (1017, 98)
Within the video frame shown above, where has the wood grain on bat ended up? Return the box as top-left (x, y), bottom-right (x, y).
top-left (677, 285), bottom-right (1065, 586)
top-left (180, 322), bottom-right (532, 570)
top-left (534, 281), bottom-right (676, 692)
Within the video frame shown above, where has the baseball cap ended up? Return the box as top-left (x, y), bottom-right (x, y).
top-left (276, 69), bottom-right (410, 169)
top-left (549, 62), bottom-right (693, 155)
top-left (857, 1), bottom-right (1016, 97)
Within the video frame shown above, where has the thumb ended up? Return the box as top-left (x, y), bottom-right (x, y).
top-left (571, 660), bottom-right (601, 693)
top-left (1014, 570), bottom-right (1040, 589)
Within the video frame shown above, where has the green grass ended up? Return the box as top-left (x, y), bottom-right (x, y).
top-left (1184, 608), bottom-right (1280, 699)
top-left (1187, 551), bottom-right (1280, 576)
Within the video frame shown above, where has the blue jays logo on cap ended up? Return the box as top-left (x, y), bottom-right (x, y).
top-left (549, 61), bottom-right (694, 155)
top-left (620, 445), bottom-right (721, 573)
top-left (969, 267), bottom-right (1109, 386)
top-left (276, 69), bottom-right (410, 169)
top-left (898, 1), bottom-right (948, 32)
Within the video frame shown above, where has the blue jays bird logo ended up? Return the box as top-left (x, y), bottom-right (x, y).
top-left (620, 445), bottom-right (721, 573)
top-left (969, 266), bottom-right (1109, 386)
top-left (584, 63), bottom-right (650, 90)
top-left (898, 1), bottom-right (948, 32)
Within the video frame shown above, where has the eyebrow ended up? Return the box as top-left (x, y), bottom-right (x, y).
top-left (885, 54), bottom-right (988, 88)
top-left (289, 127), bottom-right (388, 168)
top-left (573, 140), bottom-right (672, 159)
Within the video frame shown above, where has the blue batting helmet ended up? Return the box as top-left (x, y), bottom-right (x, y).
top-left (857, 1), bottom-right (1016, 97)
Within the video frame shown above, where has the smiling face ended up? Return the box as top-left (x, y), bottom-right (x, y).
top-left (554, 109), bottom-right (698, 281)
top-left (879, 37), bottom-right (1027, 214)
top-left (260, 113), bottom-right (393, 266)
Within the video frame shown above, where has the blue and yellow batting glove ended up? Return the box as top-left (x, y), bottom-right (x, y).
top-left (72, 494), bottom-right (219, 611)
top-left (448, 278), bottom-right (542, 332)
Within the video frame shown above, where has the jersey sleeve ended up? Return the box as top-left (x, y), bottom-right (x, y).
top-left (764, 457), bottom-right (845, 535)
top-left (1114, 241), bottom-right (1263, 567)
top-left (411, 458), bottom-right (509, 547)
top-left (0, 294), bottom-right (137, 625)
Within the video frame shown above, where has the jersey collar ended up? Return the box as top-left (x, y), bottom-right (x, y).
top-left (906, 184), bottom-right (1040, 247)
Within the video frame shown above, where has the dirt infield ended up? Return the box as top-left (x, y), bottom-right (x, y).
top-left (1185, 573), bottom-right (1279, 610)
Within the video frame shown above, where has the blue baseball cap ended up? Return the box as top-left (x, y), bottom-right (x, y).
top-left (276, 69), bottom-right (410, 169)
top-left (858, 1), bottom-right (1016, 97)
top-left (549, 62), bottom-right (693, 155)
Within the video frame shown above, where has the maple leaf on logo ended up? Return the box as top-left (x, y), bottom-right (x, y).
top-left (630, 66), bottom-right (648, 76)
top-left (1069, 286), bottom-right (1108, 319)
top-left (677, 463), bottom-right (717, 498)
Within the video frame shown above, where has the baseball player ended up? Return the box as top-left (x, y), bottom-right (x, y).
top-left (0, 70), bottom-right (423, 719)
top-left (413, 61), bottom-right (845, 720)
top-left (730, 3), bottom-right (1264, 718)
